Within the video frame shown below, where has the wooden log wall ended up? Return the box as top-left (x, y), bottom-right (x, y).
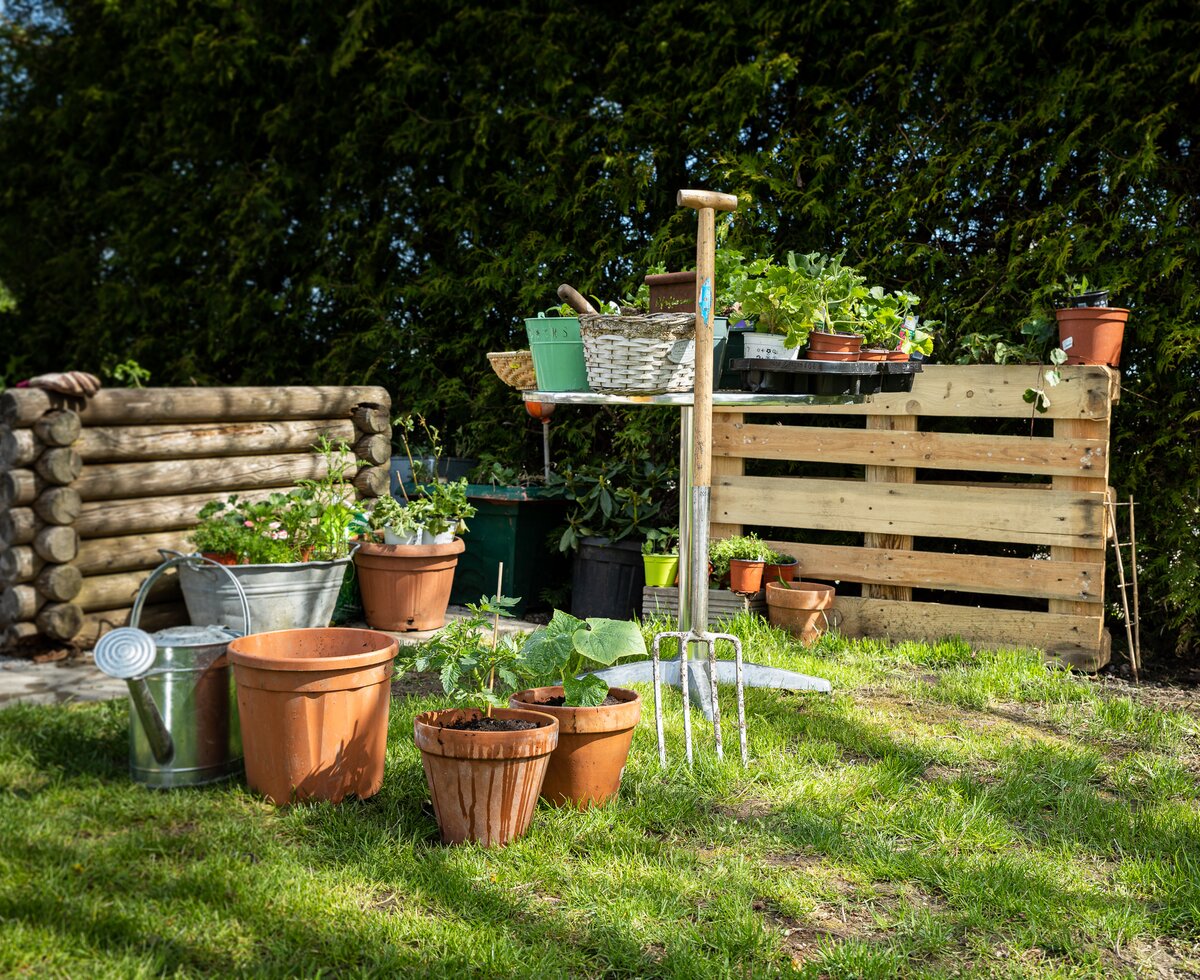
top-left (711, 364), bottom-right (1119, 670)
top-left (0, 386), bottom-right (390, 651)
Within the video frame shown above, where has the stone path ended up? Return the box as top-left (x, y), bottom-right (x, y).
top-left (0, 607), bottom-right (544, 707)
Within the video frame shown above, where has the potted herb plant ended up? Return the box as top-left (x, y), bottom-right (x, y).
top-left (709, 533), bottom-right (783, 594)
top-left (800, 251), bottom-right (867, 356)
top-left (509, 610), bottom-right (645, 809)
top-left (403, 593), bottom-right (559, 847)
top-left (731, 253), bottom-right (812, 360)
top-left (641, 526), bottom-right (679, 588)
top-left (181, 438), bottom-right (360, 633)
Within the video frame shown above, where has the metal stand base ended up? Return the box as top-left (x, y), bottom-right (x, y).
top-left (593, 658), bottom-right (831, 721)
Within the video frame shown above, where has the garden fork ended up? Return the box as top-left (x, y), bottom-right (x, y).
top-left (651, 629), bottom-right (748, 767)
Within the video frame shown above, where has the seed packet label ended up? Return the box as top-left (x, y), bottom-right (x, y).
top-left (1061, 336), bottom-right (1074, 350)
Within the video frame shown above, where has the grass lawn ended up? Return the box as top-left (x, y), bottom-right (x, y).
top-left (1, 615), bottom-right (1198, 978)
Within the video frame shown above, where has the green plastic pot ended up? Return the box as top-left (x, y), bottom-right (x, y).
top-left (643, 553), bottom-right (679, 588)
top-left (525, 314), bottom-right (588, 391)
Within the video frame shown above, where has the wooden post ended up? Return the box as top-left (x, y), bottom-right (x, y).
top-left (863, 414), bottom-right (919, 600)
top-left (350, 406), bottom-right (390, 435)
top-left (34, 447), bottom-right (83, 485)
top-left (32, 409), bottom-right (82, 447)
top-left (35, 564), bottom-right (82, 602)
top-left (33, 487), bottom-right (82, 525)
top-left (0, 427), bottom-right (38, 467)
top-left (0, 546), bottom-right (42, 584)
top-left (35, 602), bottom-right (84, 641)
top-left (34, 526), bottom-right (79, 563)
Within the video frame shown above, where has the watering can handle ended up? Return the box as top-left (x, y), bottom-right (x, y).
top-left (131, 551), bottom-right (253, 636)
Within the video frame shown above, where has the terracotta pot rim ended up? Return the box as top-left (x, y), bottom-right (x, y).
top-left (414, 707), bottom-right (560, 759)
top-left (765, 580), bottom-right (836, 609)
top-left (1055, 306), bottom-right (1130, 317)
top-left (509, 686), bottom-right (642, 734)
top-left (809, 331), bottom-right (864, 341)
top-left (355, 538), bottom-right (465, 558)
top-left (228, 627), bottom-right (398, 672)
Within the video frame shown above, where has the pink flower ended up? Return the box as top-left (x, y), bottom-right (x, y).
top-left (268, 521), bottom-right (281, 529)
top-left (243, 520), bottom-right (254, 527)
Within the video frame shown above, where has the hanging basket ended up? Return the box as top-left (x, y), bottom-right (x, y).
top-left (578, 313), bottom-right (696, 394)
top-left (487, 350), bottom-right (538, 390)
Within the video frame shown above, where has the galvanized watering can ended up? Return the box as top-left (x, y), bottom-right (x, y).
top-left (94, 554), bottom-right (252, 789)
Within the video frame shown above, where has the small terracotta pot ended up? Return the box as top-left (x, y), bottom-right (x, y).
top-left (509, 686), bottom-right (641, 809)
top-left (354, 538), bottom-right (464, 631)
top-left (201, 551), bottom-right (240, 566)
top-left (885, 350), bottom-right (910, 362)
top-left (806, 349), bottom-right (861, 362)
top-left (1055, 307), bottom-right (1129, 366)
top-left (859, 348), bottom-right (889, 362)
top-left (807, 331), bottom-right (863, 354)
top-left (414, 707), bottom-right (559, 847)
top-left (764, 557), bottom-right (799, 585)
top-left (228, 628), bottom-right (398, 805)
top-left (765, 580), bottom-right (835, 643)
top-left (728, 558), bottom-right (766, 594)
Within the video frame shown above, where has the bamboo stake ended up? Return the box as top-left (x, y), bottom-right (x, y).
top-left (1129, 495), bottom-right (1141, 676)
top-left (486, 562), bottom-right (504, 719)
top-left (1106, 492), bottom-right (1137, 684)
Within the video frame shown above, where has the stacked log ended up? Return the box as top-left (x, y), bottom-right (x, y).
top-left (0, 386), bottom-right (390, 651)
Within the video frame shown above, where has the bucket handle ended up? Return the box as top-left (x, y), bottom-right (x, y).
top-left (132, 551), bottom-right (253, 636)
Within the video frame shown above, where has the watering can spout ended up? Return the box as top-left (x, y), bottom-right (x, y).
top-left (94, 626), bottom-right (176, 764)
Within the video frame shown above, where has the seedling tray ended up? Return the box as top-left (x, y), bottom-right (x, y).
top-left (730, 358), bottom-right (922, 395)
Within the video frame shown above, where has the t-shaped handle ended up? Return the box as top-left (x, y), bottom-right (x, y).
top-left (676, 189), bottom-right (738, 213)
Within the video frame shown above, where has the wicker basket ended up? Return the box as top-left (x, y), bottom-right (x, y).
top-left (487, 350), bottom-right (538, 390)
top-left (578, 313), bottom-right (696, 394)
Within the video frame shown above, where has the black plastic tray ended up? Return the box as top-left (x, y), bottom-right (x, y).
top-left (730, 358), bottom-right (923, 395)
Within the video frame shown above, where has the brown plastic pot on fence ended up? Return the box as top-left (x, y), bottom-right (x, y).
top-left (509, 686), bottom-right (641, 809)
top-left (227, 628), bottom-right (398, 805)
top-left (1055, 307), bottom-right (1129, 366)
top-left (353, 538), bottom-right (464, 631)
top-left (414, 707), bottom-right (558, 847)
top-left (765, 580), bottom-right (836, 643)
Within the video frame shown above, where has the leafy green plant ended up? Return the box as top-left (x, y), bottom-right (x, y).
top-left (552, 459), bottom-right (675, 552)
top-left (641, 526), bottom-right (678, 556)
top-left (397, 592), bottom-right (523, 710)
top-left (393, 413), bottom-right (477, 536)
top-left (1023, 346), bottom-right (1069, 414)
top-left (519, 610), bottom-right (647, 707)
top-left (708, 533), bottom-right (782, 585)
top-left (363, 494), bottom-right (427, 540)
top-left (105, 358), bottom-right (151, 388)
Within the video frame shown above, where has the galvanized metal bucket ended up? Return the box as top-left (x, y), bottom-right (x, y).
top-left (94, 554), bottom-right (251, 789)
top-left (177, 544), bottom-right (357, 634)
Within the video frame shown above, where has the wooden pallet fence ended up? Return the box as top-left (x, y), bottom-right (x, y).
top-left (0, 385), bottom-right (390, 650)
top-left (711, 364), bottom-right (1117, 669)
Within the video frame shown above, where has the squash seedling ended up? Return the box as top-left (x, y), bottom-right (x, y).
top-left (520, 611), bottom-right (647, 707)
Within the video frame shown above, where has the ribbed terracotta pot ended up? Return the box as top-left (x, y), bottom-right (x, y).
top-left (1055, 307), bottom-right (1129, 366)
top-left (728, 558), bottom-right (766, 594)
top-left (765, 581), bottom-right (835, 643)
top-left (228, 628), bottom-right (398, 805)
top-left (414, 707), bottom-right (559, 847)
top-left (859, 348), bottom-right (890, 362)
top-left (354, 538), bottom-right (464, 631)
top-left (806, 349), bottom-right (861, 362)
top-left (508, 686), bottom-right (641, 809)
top-left (807, 331), bottom-right (863, 354)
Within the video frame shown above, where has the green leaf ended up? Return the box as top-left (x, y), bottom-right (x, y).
top-left (574, 618), bottom-right (646, 666)
top-left (563, 673), bottom-right (609, 707)
top-left (520, 629), bottom-right (574, 678)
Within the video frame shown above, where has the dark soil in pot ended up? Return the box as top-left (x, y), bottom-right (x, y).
top-left (534, 693), bottom-right (626, 708)
top-left (447, 716), bottom-right (539, 732)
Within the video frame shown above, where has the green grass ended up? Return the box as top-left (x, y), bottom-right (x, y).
top-left (1, 617), bottom-right (1199, 978)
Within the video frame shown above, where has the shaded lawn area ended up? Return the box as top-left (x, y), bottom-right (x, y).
top-left (1, 616), bottom-right (1199, 979)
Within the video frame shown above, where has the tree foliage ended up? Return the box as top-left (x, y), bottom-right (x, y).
top-left (1, 0), bottom-right (1197, 656)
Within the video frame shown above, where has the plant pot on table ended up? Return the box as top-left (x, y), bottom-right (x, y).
top-left (728, 558), bottom-right (766, 594)
top-left (742, 332), bottom-right (798, 360)
top-left (353, 538), bottom-right (464, 632)
top-left (509, 686), bottom-right (641, 809)
top-left (1055, 306), bottom-right (1129, 366)
top-left (414, 707), bottom-right (559, 846)
top-left (807, 331), bottom-right (864, 355)
top-left (642, 553), bottom-right (679, 588)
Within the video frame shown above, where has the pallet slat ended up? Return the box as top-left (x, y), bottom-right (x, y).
top-left (763, 540), bottom-right (1102, 603)
top-left (713, 474), bottom-right (1106, 548)
top-left (714, 420), bottom-right (1109, 478)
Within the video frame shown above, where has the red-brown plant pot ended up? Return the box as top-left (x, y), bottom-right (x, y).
top-left (885, 350), bottom-right (910, 361)
top-left (1055, 307), bottom-right (1129, 366)
top-left (728, 558), bottom-right (766, 594)
top-left (806, 349), bottom-right (861, 362)
top-left (765, 581), bottom-right (835, 643)
top-left (859, 348), bottom-right (889, 362)
top-left (353, 538), bottom-right (464, 631)
top-left (807, 331), bottom-right (864, 354)
top-left (764, 557), bottom-right (799, 586)
top-left (509, 686), bottom-right (641, 809)
top-left (228, 627), bottom-right (398, 805)
top-left (414, 707), bottom-right (559, 847)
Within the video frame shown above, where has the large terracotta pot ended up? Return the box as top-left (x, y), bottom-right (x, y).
top-left (807, 331), bottom-right (863, 354)
top-left (228, 627), bottom-right (398, 805)
top-left (353, 538), bottom-right (464, 631)
top-left (508, 686), bottom-right (641, 809)
top-left (1055, 307), bottom-right (1129, 366)
top-left (765, 581), bottom-right (835, 643)
top-left (414, 707), bottom-right (559, 847)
